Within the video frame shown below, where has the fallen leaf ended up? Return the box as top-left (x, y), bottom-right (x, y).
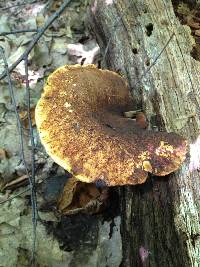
top-left (57, 176), bottom-right (78, 212)
top-left (2, 174), bottom-right (29, 191)
top-left (67, 39), bottom-right (100, 64)
top-left (0, 148), bottom-right (7, 160)
top-left (58, 176), bottom-right (109, 215)
top-left (195, 29), bottom-right (200, 36)
top-left (187, 15), bottom-right (200, 29)
top-left (19, 107), bottom-right (36, 128)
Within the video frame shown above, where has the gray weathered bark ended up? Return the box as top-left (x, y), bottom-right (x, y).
top-left (88, 0), bottom-right (200, 266)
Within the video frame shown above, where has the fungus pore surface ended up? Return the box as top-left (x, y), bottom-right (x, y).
top-left (35, 64), bottom-right (188, 186)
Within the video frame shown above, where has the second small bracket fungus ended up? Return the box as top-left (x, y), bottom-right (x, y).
top-left (35, 64), bottom-right (188, 186)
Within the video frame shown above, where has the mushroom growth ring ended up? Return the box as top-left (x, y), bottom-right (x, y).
top-left (35, 64), bottom-right (188, 186)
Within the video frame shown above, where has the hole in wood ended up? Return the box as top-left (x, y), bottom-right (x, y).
top-left (132, 48), bottom-right (138, 54)
top-left (145, 58), bottom-right (150, 66)
top-left (145, 23), bottom-right (153, 36)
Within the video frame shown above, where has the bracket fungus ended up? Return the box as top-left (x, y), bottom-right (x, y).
top-left (35, 64), bottom-right (188, 186)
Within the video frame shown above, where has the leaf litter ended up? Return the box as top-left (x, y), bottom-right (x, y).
top-left (0, 1), bottom-right (121, 267)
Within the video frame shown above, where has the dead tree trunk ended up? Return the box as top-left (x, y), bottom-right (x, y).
top-left (88, 0), bottom-right (200, 266)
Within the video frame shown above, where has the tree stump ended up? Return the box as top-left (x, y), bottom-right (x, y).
top-left (88, 1), bottom-right (200, 266)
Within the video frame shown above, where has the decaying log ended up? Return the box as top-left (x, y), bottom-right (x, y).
top-left (88, 0), bottom-right (200, 266)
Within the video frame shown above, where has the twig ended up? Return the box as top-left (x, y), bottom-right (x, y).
top-left (0, 46), bottom-right (37, 265)
top-left (24, 57), bottom-right (38, 266)
top-left (0, 0), bottom-right (37, 11)
top-left (0, 0), bottom-right (73, 80)
top-left (139, 32), bottom-right (175, 82)
top-left (0, 3), bottom-right (29, 11)
top-left (0, 47), bottom-right (30, 177)
top-left (0, 187), bottom-right (30, 204)
top-left (0, 29), bottom-right (38, 36)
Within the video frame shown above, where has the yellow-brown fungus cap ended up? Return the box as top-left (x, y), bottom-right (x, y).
top-left (35, 64), bottom-right (188, 186)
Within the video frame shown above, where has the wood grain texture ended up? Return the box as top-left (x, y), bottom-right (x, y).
top-left (88, 0), bottom-right (200, 266)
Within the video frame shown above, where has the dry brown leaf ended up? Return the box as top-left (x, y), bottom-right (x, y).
top-left (79, 192), bottom-right (91, 207)
top-left (19, 107), bottom-right (36, 128)
top-left (0, 148), bottom-right (7, 160)
top-left (67, 40), bottom-right (100, 65)
top-left (2, 175), bottom-right (28, 191)
top-left (58, 176), bottom-right (78, 212)
top-left (58, 176), bottom-right (108, 215)
top-left (187, 16), bottom-right (200, 29)
top-left (195, 29), bottom-right (200, 37)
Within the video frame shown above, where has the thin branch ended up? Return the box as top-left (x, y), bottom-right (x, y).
top-left (0, 29), bottom-right (38, 36)
top-left (0, 187), bottom-right (30, 204)
top-left (0, 47), bottom-right (30, 176)
top-left (0, 3), bottom-right (29, 11)
top-left (139, 32), bottom-right (175, 82)
top-left (24, 57), bottom-right (38, 266)
top-left (0, 0), bottom-right (37, 11)
top-left (0, 46), bottom-right (37, 266)
top-left (0, 0), bottom-right (73, 80)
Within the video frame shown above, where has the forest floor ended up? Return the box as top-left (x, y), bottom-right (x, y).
top-left (0, 0), bottom-right (200, 266)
